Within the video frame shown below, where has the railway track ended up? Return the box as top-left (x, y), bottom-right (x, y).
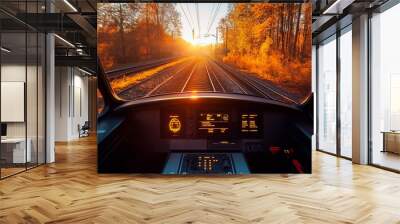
top-left (106, 57), bottom-right (179, 80)
top-left (214, 61), bottom-right (298, 104)
top-left (119, 57), bottom-right (298, 105)
top-left (118, 59), bottom-right (192, 99)
top-left (180, 61), bottom-right (219, 93)
top-left (206, 60), bottom-right (247, 95)
top-left (205, 63), bottom-right (226, 93)
top-left (144, 64), bottom-right (190, 97)
top-left (148, 60), bottom-right (198, 96)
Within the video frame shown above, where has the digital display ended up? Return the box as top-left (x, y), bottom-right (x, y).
top-left (168, 115), bottom-right (182, 135)
top-left (240, 113), bottom-right (262, 136)
top-left (198, 112), bottom-right (230, 136)
top-left (161, 112), bottom-right (184, 138)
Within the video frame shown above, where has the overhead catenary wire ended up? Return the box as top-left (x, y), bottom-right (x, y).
top-left (205, 4), bottom-right (216, 36)
top-left (185, 4), bottom-right (195, 30)
top-left (186, 3), bottom-right (196, 36)
top-left (181, 3), bottom-right (221, 40)
top-left (179, 4), bottom-right (194, 31)
top-left (206, 3), bottom-right (221, 35)
top-left (195, 3), bottom-right (201, 38)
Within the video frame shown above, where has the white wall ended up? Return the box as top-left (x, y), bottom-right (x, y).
top-left (1, 65), bottom-right (33, 138)
top-left (1, 64), bottom-right (26, 140)
top-left (72, 73), bottom-right (89, 138)
top-left (55, 67), bottom-right (89, 141)
top-left (55, 66), bottom-right (70, 141)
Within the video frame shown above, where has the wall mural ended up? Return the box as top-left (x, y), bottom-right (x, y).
top-left (97, 3), bottom-right (313, 174)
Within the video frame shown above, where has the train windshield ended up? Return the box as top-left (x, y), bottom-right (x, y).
top-left (97, 3), bottom-right (312, 105)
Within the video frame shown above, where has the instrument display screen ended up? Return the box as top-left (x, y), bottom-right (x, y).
top-left (240, 113), bottom-right (262, 137)
top-left (198, 112), bottom-right (230, 137)
top-left (161, 111), bottom-right (184, 138)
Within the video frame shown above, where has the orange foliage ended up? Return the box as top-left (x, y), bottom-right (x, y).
top-left (223, 53), bottom-right (311, 97)
top-left (110, 57), bottom-right (191, 93)
top-left (97, 3), bottom-right (190, 71)
top-left (219, 3), bottom-right (312, 98)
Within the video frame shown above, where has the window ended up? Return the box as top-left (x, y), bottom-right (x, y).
top-left (339, 27), bottom-right (352, 158)
top-left (0, 2), bottom-right (46, 179)
top-left (1, 31), bottom-right (28, 177)
top-left (370, 3), bottom-right (400, 171)
top-left (317, 36), bottom-right (337, 154)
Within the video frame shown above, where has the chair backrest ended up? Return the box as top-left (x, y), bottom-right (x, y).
top-left (82, 121), bottom-right (90, 129)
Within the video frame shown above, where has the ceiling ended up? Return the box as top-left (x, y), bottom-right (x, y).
top-left (0, 0), bottom-right (97, 73)
top-left (0, 0), bottom-right (394, 73)
top-left (311, 0), bottom-right (390, 43)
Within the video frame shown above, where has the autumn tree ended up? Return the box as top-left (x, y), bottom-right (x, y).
top-left (218, 3), bottom-right (312, 98)
top-left (98, 3), bottom-right (186, 70)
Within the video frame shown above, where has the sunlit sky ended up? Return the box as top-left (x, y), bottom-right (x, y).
top-left (175, 3), bottom-right (229, 46)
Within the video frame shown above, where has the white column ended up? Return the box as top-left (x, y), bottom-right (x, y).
top-left (352, 14), bottom-right (369, 164)
top-left (45, 0), bottom-right (56, 163)
top-left (55, 67), bottom-right (73, 141)
top-left (46, 32), bottom-right (55, 163)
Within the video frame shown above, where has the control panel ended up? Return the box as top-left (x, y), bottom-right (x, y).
top-left (161, 108), bottom-right (262, 139)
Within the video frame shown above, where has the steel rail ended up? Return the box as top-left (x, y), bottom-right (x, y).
top-left (205, 63), bottom-right (216, 92)
top-left (180, 63), bottom-right (198, 93)
top-left (206, 62), bottom-right (226, 93)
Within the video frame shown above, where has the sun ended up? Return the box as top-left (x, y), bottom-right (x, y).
top-left (184, 35), bottom-right (201, 46)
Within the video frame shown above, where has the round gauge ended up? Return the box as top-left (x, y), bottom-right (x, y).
top-left (169, 117), bottom-right (182, 134)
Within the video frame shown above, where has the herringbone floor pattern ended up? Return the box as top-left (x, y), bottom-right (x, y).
top-left (1, 136), bottom-right (400, 223)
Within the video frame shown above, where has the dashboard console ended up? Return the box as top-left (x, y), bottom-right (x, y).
top-left (98, 94), bottom-right (312, 173)
top-left (161, 110), bottom-right (263, 139)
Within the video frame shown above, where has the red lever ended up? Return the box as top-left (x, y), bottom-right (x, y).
top-left (270, 146), bottom-right (281, 155)
top-left (291, 159), bottom-right (304, 173)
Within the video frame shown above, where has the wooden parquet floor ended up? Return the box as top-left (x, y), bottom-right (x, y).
top-left (1, 136), bottom-right (400, 224)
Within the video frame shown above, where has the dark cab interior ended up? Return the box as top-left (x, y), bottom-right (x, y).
top-left (97, 61), bottom-right (313, 174)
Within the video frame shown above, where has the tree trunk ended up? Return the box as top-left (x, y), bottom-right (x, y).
top-left (285, 4), bottom-right (294, 61)
top-left (146, 5), bottom-right (150, 59)
top-left (293, 4), bottom-right (302, 59)
top-left (279, 5), bottom-right (285, 53)
top-left (118, 4), bottom-right (126, 63)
